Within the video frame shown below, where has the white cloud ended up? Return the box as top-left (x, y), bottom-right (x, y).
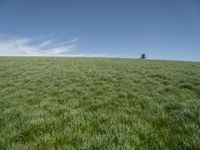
top-left (39, 40), bottom-right (54, 48)
top-left (0, 34), bottom-right (79, 56)
top-left (0, 34), bottom-right (125, 58)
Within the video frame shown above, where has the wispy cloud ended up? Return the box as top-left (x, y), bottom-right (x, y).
top-left (0, 34), bottom-right (79, 56)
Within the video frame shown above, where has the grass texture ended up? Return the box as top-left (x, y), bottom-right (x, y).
top-left (0, 57), bottom-right (200, 149)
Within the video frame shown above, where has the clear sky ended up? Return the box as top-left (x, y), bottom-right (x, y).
top-left (0, 0), bottom-right (199, 61)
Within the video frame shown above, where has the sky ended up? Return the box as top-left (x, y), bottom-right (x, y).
top-left (0, 0), bottom-right (200, 61)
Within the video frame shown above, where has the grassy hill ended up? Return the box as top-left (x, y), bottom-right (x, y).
top-left (0, 57), bottom-right (200, 149)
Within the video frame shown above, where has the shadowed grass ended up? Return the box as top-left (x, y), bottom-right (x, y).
top-left (0, 57), bottom-right (200, 149)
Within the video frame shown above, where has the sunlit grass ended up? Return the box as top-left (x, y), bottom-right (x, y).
top-left (0, 57), bottom-right (200, 149)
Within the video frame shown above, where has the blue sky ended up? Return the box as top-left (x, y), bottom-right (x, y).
top-left (0, 0), bottom-right (199, 61)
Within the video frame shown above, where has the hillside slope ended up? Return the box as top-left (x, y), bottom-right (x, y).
top-left (0, 57), bottom-right (200, 149)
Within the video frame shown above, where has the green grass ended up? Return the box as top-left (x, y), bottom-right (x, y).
top-left (0, 57), bottom-right (200, 150)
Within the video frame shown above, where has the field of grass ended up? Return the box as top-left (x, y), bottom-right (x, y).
top-left (0, 57), bottom-right (200, 149)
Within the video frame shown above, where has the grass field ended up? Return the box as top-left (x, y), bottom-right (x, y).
top-left (0, 57), bottom-right (200, 149)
